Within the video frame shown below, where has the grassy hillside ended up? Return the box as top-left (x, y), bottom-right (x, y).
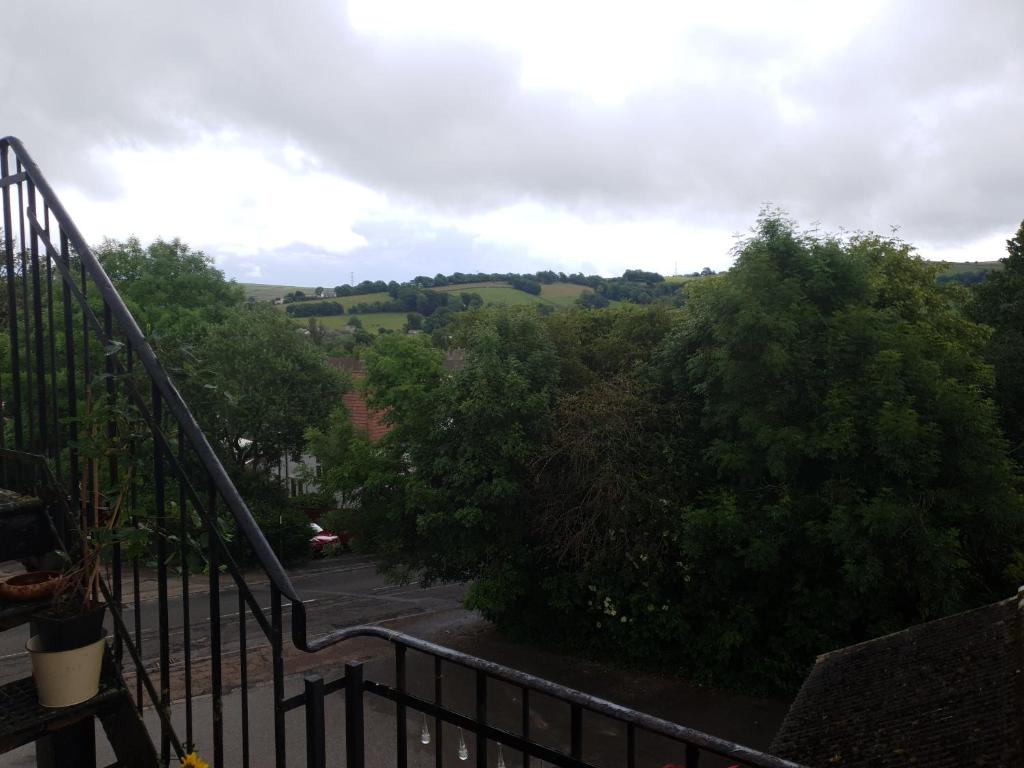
top-left (938, 260), bottom-right (1003, 277)
top-left (242, 282), bottom-right (314, 301)
top-left (263, 280), bottom-right (594, 329)
top-left (309, 312), bottom-right (408, 332)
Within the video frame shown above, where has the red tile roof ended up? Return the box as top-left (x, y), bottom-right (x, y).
top-left (329, 357), bottom-right (391, 442)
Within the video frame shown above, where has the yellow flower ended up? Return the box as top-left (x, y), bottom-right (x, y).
top-left (181, 753), bottom-right (209, 768)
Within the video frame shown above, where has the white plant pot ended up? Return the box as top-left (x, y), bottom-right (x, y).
top-left (26, 634), bottom-right (107, 708)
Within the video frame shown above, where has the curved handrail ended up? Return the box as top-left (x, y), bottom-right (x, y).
top-left (306, 624), bottom-right (806, 768)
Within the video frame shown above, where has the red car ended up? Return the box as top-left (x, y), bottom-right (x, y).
top-left (309, 522), bottom-right (341, 556)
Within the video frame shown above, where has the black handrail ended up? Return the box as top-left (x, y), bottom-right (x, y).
top-left (1, 135), bottom-right (304, 611)
top-left (297, 625), bottom-right (806, 768)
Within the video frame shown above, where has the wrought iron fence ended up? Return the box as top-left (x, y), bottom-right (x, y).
top-left (0, 136), bottom-right (802, 768)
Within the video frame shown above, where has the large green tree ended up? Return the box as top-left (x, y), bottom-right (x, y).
top-left (96, 237), bottom-right (244, 345)
top-left (182, 304), bottom-right (345, 469)
top-left (317, 215), bottom-right (1024, 692)
top-left (638, 214), bottom-right (1022, 687)
top-left (971, 219), bottom-right (1024, 455)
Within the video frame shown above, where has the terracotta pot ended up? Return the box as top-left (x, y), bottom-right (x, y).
top-left (0, 571), bottom-right (63, 602)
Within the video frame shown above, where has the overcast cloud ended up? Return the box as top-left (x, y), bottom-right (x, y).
top-left (3, 0), bottom-right (1022, 283)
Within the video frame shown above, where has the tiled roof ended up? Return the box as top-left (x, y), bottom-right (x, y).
top-left (771, 591), bottom-right (1024, 767)
top-left (341, 388), bottom-right (390, 442)
top-left (328, 357), bottom-right (390, 442)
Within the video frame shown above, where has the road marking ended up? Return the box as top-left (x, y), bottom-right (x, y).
top-left (372, 581), bottom-right (420, 592)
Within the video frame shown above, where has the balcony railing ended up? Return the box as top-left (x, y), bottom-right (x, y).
top-left (0, 135), bottom-right (803, 768)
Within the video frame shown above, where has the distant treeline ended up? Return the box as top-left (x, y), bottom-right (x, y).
top-left (278, 267), bottom-right (722, 309)
top-left (287, 286), bottom-right (484, 319)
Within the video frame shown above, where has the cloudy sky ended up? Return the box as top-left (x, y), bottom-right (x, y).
top-left (4, 1), bottom-right (1023, 285)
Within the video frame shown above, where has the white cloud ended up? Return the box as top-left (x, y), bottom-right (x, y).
top-left (59, 133), bottom-right (384, 262)
top-left (3, 0), bottom-right (1022, 283)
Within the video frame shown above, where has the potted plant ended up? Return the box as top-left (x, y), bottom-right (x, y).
top-left (25, 466), bottom-right (132, 708)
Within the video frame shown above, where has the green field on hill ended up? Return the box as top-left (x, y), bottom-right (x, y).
top-left (308, 312), bottom-right (408, 333)
top-left (938, 260), bottom-right (1003, 276)
top-left (255, 280), bottom-right (594, 319)
top-left (242, 282), bottom-right (315, 301)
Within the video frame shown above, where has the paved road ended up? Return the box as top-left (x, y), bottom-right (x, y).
top-left (0, 556), bottom-right (791, 767)
top-left (0, 554), bottom-right (467, 685)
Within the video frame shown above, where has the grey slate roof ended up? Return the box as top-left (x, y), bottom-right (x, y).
top-left (771, 590), bottom-right (1024, 767)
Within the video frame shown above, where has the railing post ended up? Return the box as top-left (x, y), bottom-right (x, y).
top-left (27, 179), bottom-right (49, 454)
top-left (521, 687), bottom-right (530, 768)
top-left (686, 742), bottom-right (700, 768)
top-left (0, 147), bottom-right (23, 448)
top-left (434, 656), bottom-right (444, 768)
top-left (272, 584), bottom-right (287, 768)
top-left (208, 485), bottom-right (224, 768)
top-left (570, 703), bottom-right (582, 761)
top-left (152, 383), bottom-right (171, 766)
top-left (396, 643), bottom-right (407, 768)
top-left (61, 231), bottom-right (78, 509)
top-left (476, 669), bottom-right (487, 768)
top-left (305, 676), bottom-right (327, 768)
top-left (345, 662), bottom-right (365, 768)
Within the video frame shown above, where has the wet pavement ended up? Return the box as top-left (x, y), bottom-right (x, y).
top-left (0, 559), bottom-right (793, 767)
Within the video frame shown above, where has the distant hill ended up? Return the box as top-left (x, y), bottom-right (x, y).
top-left (242, 280), bottom-right (591, 307)
top-left (935, 260), bottom-right (1003, 287)
top-left (936, 260), bottom-right (1003, 277)
top-left (242, 282), bottom-right (315, 301)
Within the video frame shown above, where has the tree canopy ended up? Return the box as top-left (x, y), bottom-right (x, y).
top-left (326, 213), bottom-right (1024, 692)
top-left (96, 237), bottom-right (244, 344)
top-left (971, 219), bottom-right (1024, 453)
top-left (182, 303), bottom-right (345, 469)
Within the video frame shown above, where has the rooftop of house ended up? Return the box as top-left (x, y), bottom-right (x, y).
top-left (771, 589), bottom-right (1024, 767)
top-left (326, 351), bottom-right (464, 442)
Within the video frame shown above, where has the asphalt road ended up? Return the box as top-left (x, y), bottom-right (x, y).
top-left (0, 553), bottom-right (467, 685)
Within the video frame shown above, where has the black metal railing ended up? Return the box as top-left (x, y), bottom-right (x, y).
top-left (0, 135), bottom-right (803, 768)
top-left (289, 627), bottom-right (804, 768)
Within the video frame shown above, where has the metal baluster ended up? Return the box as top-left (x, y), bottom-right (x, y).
top-left (0, 147), bottom-right (23, 447)
top-left (305, 676), bottom-right (327, 768)
top-left (271, 584), bottom-right (287, 768)
top-left (476, 670), bottom-right (487, 768)
top-left (208, 484), bottom-right (224, 768)
top-left (345, 662), bottom-right (365, 768)
top-left (128, 347), bottom-right (143, 712)
top-left (685, 743), bottom-right (699, 768)
top-left (79, 253), bottom-right (91, 529)
top-left (396, 644), bottom-right (408, 768)
top-left (239, 589), bottom-right (250, 768)
top-left (16, 163), bottom-right (32, 449)
top-left (153, 383), bottom-right (171, 766)
top-left (178, 429), bottom-right (193, 750)
top-left (59, 231), bottom-right (78, 506)
top-left (44, 206), bottom-right (62, 478)
top-left (27, 180), bottom-right (48, 454)
top-left (522, 687), bottom-right (530, 768)
top-left (626, 724), bottom-right (635, 768)
top-left (570, 703), bottom-right (582, 762)
top-left (434, 656), bottom-right (443, 768)
top-left (104, 302), bottom-right (121, 663)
